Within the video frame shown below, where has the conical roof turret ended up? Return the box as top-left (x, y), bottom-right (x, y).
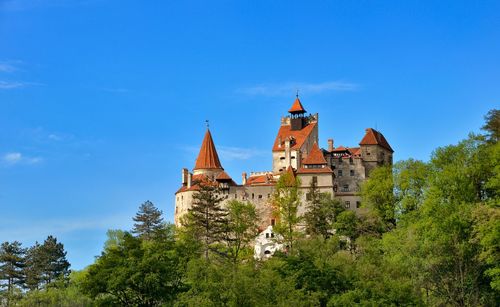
top-left (194, 129), bottom-right (223, 170)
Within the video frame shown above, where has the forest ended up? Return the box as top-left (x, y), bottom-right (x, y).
top-left (0, 109), bottom-right (498, 306)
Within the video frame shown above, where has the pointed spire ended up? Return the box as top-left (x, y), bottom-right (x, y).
top-left (194, 129), bottom-right (223, 170)
top-left (288, 96), bottom-right (307, 114)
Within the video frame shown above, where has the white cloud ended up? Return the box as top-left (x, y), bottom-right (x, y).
top-left (2, 152), bottom-right (43, 165)
top-left (0, 81), bottom-right (26, 89)
top-left (239, 81), bottom-right (359, 97)
top-left (0, 63), bottom-right (17, 73)
top-left (218, 146), bottom-right (266, 161)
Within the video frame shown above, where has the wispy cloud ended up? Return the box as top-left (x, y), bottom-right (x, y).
top-left (0, 63), bottom-right (17, 73)
top-left (182, 145), bottom-right (266, 161)
top-left (218, 146), bottom-right (266, 161)
top-left (0, 81), bottom-right (42, 90)
top-left (0, 213), bottom-right (132, 242)
top-left (2, 152), bottom-right (43, 165)
top-left (238, 81), bottom-right (359, 97)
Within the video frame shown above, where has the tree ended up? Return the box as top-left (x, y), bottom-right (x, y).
top-left (24, 236), bottom-right (70, 290)
top-left (82, 228), bottom-right (183, 306)
top-left (184, 183), bottom-right (228, 261)
top-left (360, 165), bottom-right (396, 230)
top-left (304, 179), bottom-right (344, 239)
top-left (393, 159), bottom-right (430, 215)
top-left (482, 109), bottom-right (499, 143)
top-left (223, 200), bottom-right (258, 263)
top-left (0, 241), bottom-right (25, 305)
top-left (271, 171), bottom-right (302, 253)
top-left (132, 200), bottom-right (164, 240)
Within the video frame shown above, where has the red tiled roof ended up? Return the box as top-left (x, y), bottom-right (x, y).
top-left (331, 146), bottom-right (347, 152)
top-left (349, 147), bottom-right (361, 156)
top-left (246, 175), bottom-right (268, 185)
top-left (194, 129), bottom-right (224, 170)
top-left (273, 122), bottom-right (317, 152)
top-left (302, 143), bottom-right (327, 165)
top-left (216, 171), bottom-right (232, 181)
top-left (359, 128), bottom-right (393, 152)
top-left (296, 166), bottom-right (334, 174)
top-left (288, 97), bottom-right (306, 113)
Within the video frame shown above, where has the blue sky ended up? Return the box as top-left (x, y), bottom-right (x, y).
top-left (0, 0), bottom-right (498, 270)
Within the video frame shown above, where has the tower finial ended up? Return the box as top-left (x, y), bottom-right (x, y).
top-left (205, 119), bottom-right (209, 129)
top-left (296, 89), bottom-right (299, 98)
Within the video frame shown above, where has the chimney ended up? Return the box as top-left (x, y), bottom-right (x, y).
top-left (187, 173), bottom-right (192, 188)
top-left (242, 172), bottom-right (247, 185)
top-left (328, 139), bottom-right (334, 152)
top-left (182, 168), bottom-right (188, 185)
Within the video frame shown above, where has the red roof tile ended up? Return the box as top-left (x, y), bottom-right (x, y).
top-left (359, 128), bottom-right (393, 152)
top-left (273, 122), bottom-right (317, 152)
top-left (216, 171), bottom-right (232, 181)
top-left (288, 97), bottom-right (306, 113)
top-left (194, 129), bottom-right (224, 170)
top-left (302, 143), bottom-right (327, 165)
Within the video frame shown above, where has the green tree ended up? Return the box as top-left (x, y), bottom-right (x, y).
top-left (184, 183), bottom-right (228, 261)
top-left (224, 200), bottom-right (258, 263)
top-left (0, 241), bottom-right (25, 305)
top-left (132, 200), bottom-right (164, 240)
top-left (360, 164), bottom-right (396, 230)
top-left (482, 109), bottom-right (499, 143)
top-left (304, 179), bottom-right (344, 239)
top-left (82, 226), bottom-right (183, 306)
top-left (271, 171), bottom-right (302, 253)
top-left (393, 159), bottom-right (430, 215)
top-left (39, 236), bottom-right (70, 286)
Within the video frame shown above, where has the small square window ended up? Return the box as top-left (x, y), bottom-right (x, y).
top-left (345, 201), bottom-right (350, 208)
top-left (350, 170), bottom-right (354, 176)
top-left (338, 170), bottom-right (343, 177)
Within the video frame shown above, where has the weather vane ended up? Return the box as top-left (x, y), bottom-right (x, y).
top-left (205, 120), bottom-right (209, 129)
top-left (296, 89), bottom-right (300, 98)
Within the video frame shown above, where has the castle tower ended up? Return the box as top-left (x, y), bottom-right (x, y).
top-left (272, 96), bottom-right (319, 174)
top-left (193, 128), bottom-right (224, 178)
top-left (359, 128), bottom-right (394, 176)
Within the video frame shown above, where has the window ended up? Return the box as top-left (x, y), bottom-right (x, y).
top-left (258, 194), bottom-right (263, 199)
top-left (252, 193), bottom-right (255, 199)
top-left (271, 219), bottom-right (276, 226)
top-left (342, 184), bottom-right (349, 192)
top-left (350, 170), bottom-right (354, 176)
top-left (291, 156), bottom-right (295, 159)
top-left (280, 156), bottom-right (285, 160)
top-left (267, 194), bottom-right (271, 198)
top-left (332, 165), bottom-right (336, 170)
top-left (338, 170), bottom-right (343, 177)
top-left (235, 194), bottom-right (237, 198)
top-left (333, 185), bottom-right (338, 192)
top-left (266, 233), bottom-right (269, 238)
top-left (271, 233), bottom-right (275, 238)
top-left (345, 201), bottom-right (350, 208)
top-left (356, 201), bottom-right (361, 208)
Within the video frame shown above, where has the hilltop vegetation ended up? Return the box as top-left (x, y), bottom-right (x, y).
top-left (1, 110), bottom-right (498, 306)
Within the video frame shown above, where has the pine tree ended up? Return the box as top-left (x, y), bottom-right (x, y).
top-left (39, 236), bottom-right (70, 285)
top-left (0, 241), bottom-right (25, 305)
top-left (185, 182), bottom-right (228, 260)
top-left (132, 200), bottom-right (164, 240)
top-left (24, 237), bottom-right (70, 289)
top-left (304, 179), bottom-right (343, 239)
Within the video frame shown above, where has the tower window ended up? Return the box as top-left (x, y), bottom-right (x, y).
top-left (258, 195), bottom-right (263, 199)
top-left (338, 170), bottom-right (343, 177)
top-left (342, 184), bottom-right (349, 192)
top-left (345, 201), bottom-right (350, 208)
top-left (252, 193), bottom-right (254, 199)
top-left (350, 170), bottom-right (354, 176)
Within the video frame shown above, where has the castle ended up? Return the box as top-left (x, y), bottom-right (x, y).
top-left (174, 96), bottom-right (393, 229)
